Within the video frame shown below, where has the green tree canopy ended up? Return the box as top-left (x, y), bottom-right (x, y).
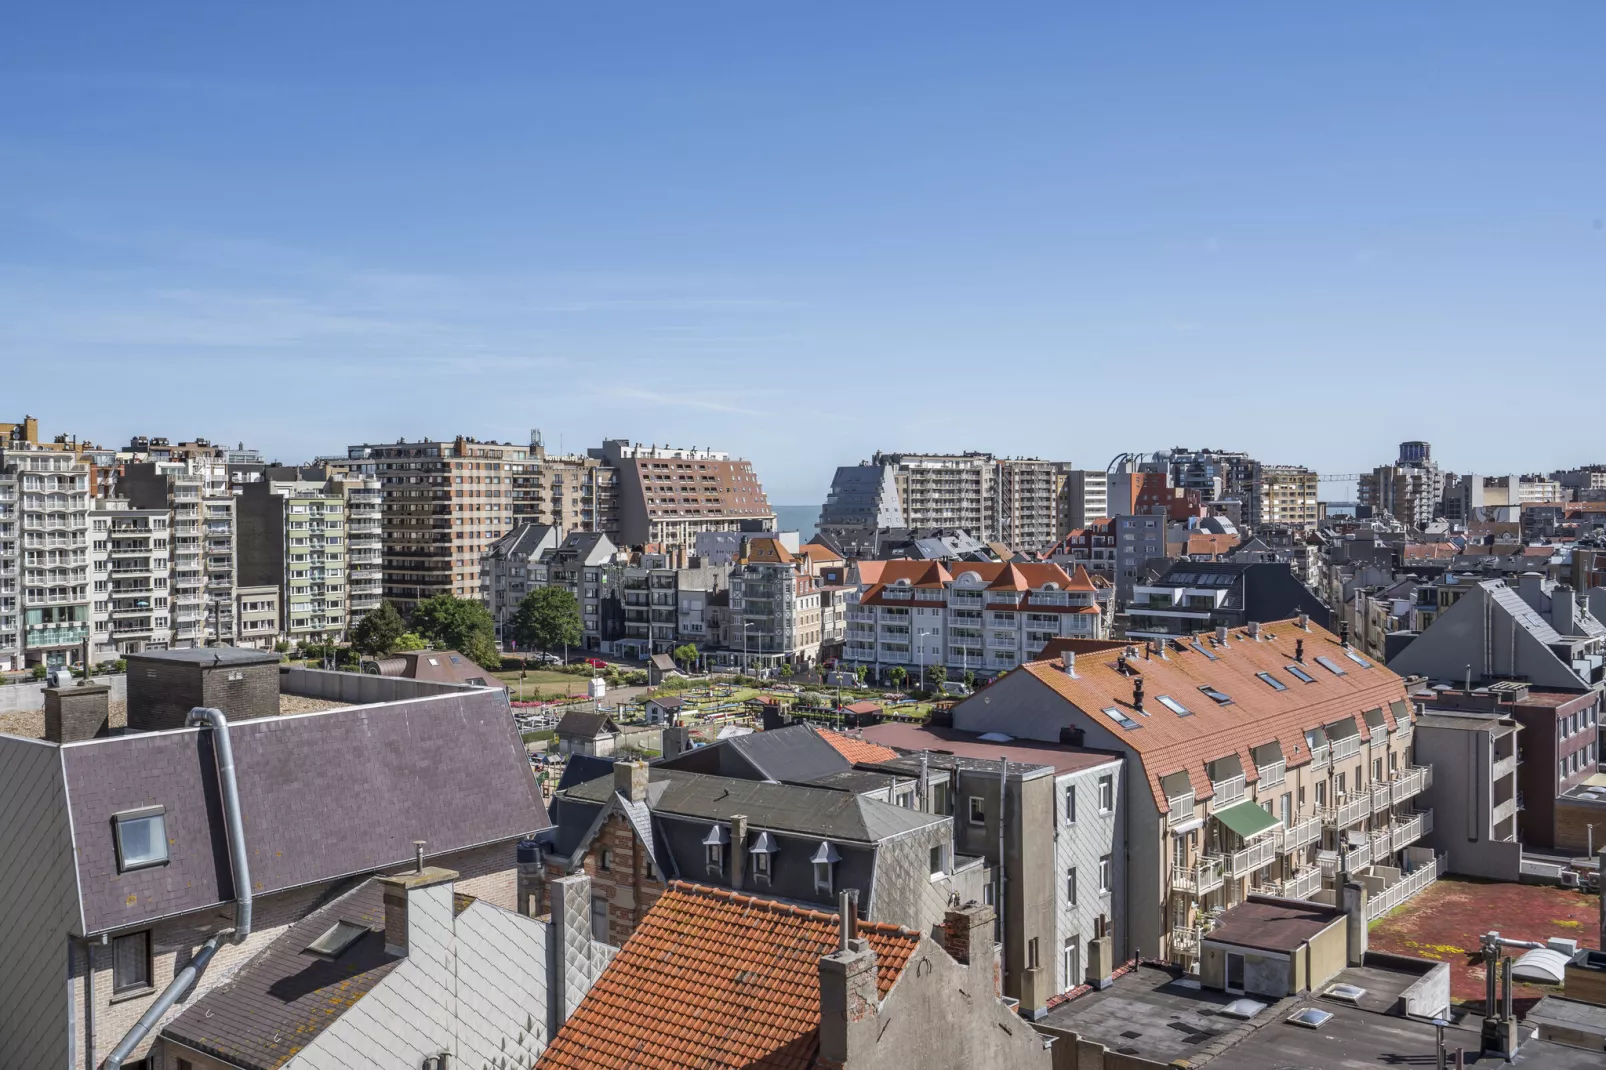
top-left (409, 594), bottom-right (501, 669)
top-left (393, 632), bottom-right (427, 652)
top-left (350, 600), bottom-right (406, 656)
top-left (510, 587), bottom-right (583, 658)
top-left (887, 665), bottom-right (906, 688)
top-left (925, 663), bottom-right (948, 688)
top-left (672, 643), bottom-right (699, 669)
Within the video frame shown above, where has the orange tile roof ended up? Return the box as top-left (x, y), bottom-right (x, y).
top-left (798, 542), bottom-right (844, 564)
top-left (537, 882), bottom-right (919, 1070)
top-left (968, 620), bottom-right (1413, 813)
top-left (1185, 532), bottom-right (1239, 557)
top-left (815, 727), bottom-right (899, 764)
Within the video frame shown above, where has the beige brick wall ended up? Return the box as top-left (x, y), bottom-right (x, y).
top-left (75, 840), bottom-right (518, 1066)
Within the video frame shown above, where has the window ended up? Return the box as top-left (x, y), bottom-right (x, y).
top-left (929, 845), bottom-right (946, 876)
top-left (1282, 663), bottom-right (1315, 684)
top-left (1028, 937), bottom-right (1041, 970)
top-left (1314, 656), bottom-right (1347, 676)
top-left (813, 860), bottom-right (833, 894)
top-left (114, 808), bottom-right (168, 872)
top-left (1343, 650), bottom-right (1372, 668)
top-left (598, 848), bottom-right (612, 871)
top-left (1103, 706), bottom-right (1140, 730)
top-left (754, 850), bottom-right (771, 881)
top-left (1098, 854), bottom-right (1112, 894)
top-left (1098, 775), bottom-right (1114, 812)
top-left (705, 843), bottom-right (723, 872)
top-left (1063, 937), bottom-right (1081, 990)
top-left (305, 919), bottom-right (369, 960)
top-left (1066, 866), bottom-right (1078, 905)
top-left (812, 841), bottom-right (840, 893)
top-left (1190, 640), bottom-right (1219, 661)
top-left (1255, 671), bottom-right (1288, 692)
top-left (590, 896), bottom-right (609, 942)
top-left (1064, 785), bottom-right (1077, 824)
top-left (969, 796), bottom-right (986, 826)
top-left (1197, 685), bottom-right (1233, 706)
top-left (113, 930), bottom-right (151, 994)
top-left (1155, 694), bottom-right (1191, 716)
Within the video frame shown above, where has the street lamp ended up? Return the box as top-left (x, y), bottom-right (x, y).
top-left (917, 629), bottom-right (935, 691)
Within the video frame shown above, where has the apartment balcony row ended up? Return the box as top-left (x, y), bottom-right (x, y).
top-left (1251, 865), bottom-right (1324, 902)
top-left (25, 623), bottom-right (91, 647)
top-left (1390, 766), bottom-right (1432, 803)
top-left (1364, 855), bottom-right (1446, 921)
top-left (1320, 794), bottom-right (1369, 829)
top-left (1278, 815), bottom-right (1322, 854)
top-left (1172, 858), bottom-right (1224, 897)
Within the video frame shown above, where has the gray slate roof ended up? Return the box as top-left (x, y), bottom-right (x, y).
top-left (125, 645), bottom-right (280, 667)
top-left (163, 880), bottom-right (398, 1069)
top-left (63, 689), bottom-right (548, 936)
top-left (562, 767), bottom-right (942, 843)
top-left (655, 723), bottom-right (850, 784)
top-left (555, 711), bottom-right (620, 739)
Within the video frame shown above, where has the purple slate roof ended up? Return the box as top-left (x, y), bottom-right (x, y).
top-left (64, 689), bottom-right (548, 936)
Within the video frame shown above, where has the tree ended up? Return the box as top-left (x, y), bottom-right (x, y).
top-left (510, 587), bottom-right (583, 660)
top-left (779, 662), bottom-right (794, 679)
top-left (351, 600), bottom-right (406, 656)
top-left (409, 594), bottom-right (501, 668)
top-left (963, 669), bottom-right (976, 689)
top-left (393, 632), bottom-right (427, 652)
top-left (925, 663), bottom-right (948, 689)
top-left (672, 643), bottom-right (699, 670)
top-left (854, 664), bottom-right (868, 684)
top-left (887, 666), bottom-right (907, 690)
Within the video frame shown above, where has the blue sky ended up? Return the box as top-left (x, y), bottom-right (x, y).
top-left (2, 3), bottom-right (1601, 504)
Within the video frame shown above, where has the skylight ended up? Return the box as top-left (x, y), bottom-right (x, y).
top-left (1286, 1008), bottom-right (1334, 1029)
top-left (1343, 650), bottom-right (1373, 668)
top-left (1255, 671), bottom-right (1288, 692)
top-left (1323, 983), bottom-right (1368, 1004)
top-left (1156, 695), bottom-right (1192, 716)
top-left (1190, 641), bottom-right (1219, 661)
top-left (113, 808), bottom-right (169, 873)
top-left (305, 919), bottom-right (370, 960)
top-left (1285, 664), bottom-right (1316, 684)
top-left (1314, 656), bottom-right (1347, 676)
top-left (1198, 685), bottom-right (1234, 705)
top-left (1103, 706), bottom-right (1141, 730)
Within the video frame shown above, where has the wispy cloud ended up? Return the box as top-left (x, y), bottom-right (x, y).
top-left (587, 386), bottom-right (773, 417)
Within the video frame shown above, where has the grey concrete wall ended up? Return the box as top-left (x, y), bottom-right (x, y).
top-left (1417, 724), bottom-right (1523, 879)
top-left (871, 821), bottom-right (962, 939)
top-left (1034, 1023), bottom-right (1170, 1070)
top-left (0, 734), bottom-right (77, 1070)
top-left (0, 674), bottom-right (127, 713)
top-left (279, 666), bottom-right (488, 704)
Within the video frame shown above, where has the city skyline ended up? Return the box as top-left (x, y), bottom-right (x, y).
top-left (5, 4), bottom-right (1603, 504)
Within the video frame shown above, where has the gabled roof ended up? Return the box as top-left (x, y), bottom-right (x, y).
top-left (163, 880), bottom-right (400, 1069)
top-left (556, 711), bottom-right (621, 739)
top-left (537, 882), bottom-right (919, 1070)
top-left (814, 727), bottom-right (899, 765)
top-left (657, 723), bottom-right (851, 783)
top-left (61, 689), bottom-right (548, 936)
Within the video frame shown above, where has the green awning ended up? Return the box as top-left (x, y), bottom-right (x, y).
top-left (1214, 799), bottom-right (1279, 840)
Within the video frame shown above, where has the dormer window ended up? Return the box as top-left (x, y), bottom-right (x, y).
top-left (702, 823), bottom-right (729, 874)
top-left (810, 840), bottom-right (840, 894)
top-left (750, 831), bottom-right (777, 885)
top-left (114, 807), bottom-right (169, 873)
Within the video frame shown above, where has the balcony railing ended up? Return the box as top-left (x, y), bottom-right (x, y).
top-left (1171, 925), bottom-right (1209, 958)
top-left (1365, 855), bottom-right (1446, 921)
top-left (1209, 775), bottom-right (1246, 811)
top-left (1226, 836), bottom-right (1278, 878)
top-left (1320, 794), bottom-right (1368, 829)
top-left (1391, 810), bottom-right (1432, 853)
top-left (1256, 760), bottom-right (1286, 789)
top-left (1166, 793), bottom-right (1196, 825)
top-left (1171, 858), bottom-right (1224, 897)
top-left (1493, 795), bottom-right (1518, 826)
top-left (1371, 785), bottom-right (1393, 814)
top-left (1390, 766), bottom-right (1431, 803)
top-left (1278, 816), bottom-right (1322, 854)
top-left (1253, 866), bottom-right (1323, 902)
top-left (1318, 839), bottom-right (1371, 876)
top-left (1329, 736), bottom-right (1361, 762)
top-left (1308, 742), bottom-right (1331, 767)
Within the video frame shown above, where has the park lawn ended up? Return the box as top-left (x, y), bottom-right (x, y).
top-left (495, 669), bottom-right (591, 698)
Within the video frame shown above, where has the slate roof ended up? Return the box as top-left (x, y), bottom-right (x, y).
top-left (555, 753), bottom-right (617, 792)
top-left (555, 711), bottom-right (620, 739)
top-left (657, 723), bottom-right (851, 784)
top-left (561, 767), bottom-right (942, 843)
top-left (1204, 898), bottom-right (1344, 953)
top-left (163, 880), bottom-right (399, 1069)
top-left (536, 882), bottom-right (919, 1070)
top-left (856, 722), bottom-right (1121, 777)
top-left (62, 689), bottom-right (549, 936)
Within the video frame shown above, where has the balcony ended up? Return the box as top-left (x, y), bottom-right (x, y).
top-left (1318, 839), bottom-right (1371, 876)
top-left (1308, 742), bottom-right (1331, 768)
top-left (1329, 736), bottom-right (1361, 763)
top-left (1171, 925), bottom-right (1209, 958)
top-left (1390, 766), bottom-right (1431, 804)
top-left (1256, 760), bottom-right (1285, 789)
top-left (1172, 858), bottom-right (1224, 897)
top-left (1391, 810), bottom-right (1432, 852)
top-left (1166, 792), bottom-right (1196, 826)
top-left (1320, 794), bottom-right (1368, 829)
top-left (1493, 795), bottom-right (1518, 826)
top-left (1279, 816), bottom-right (1322, 854)
top-left (1208, 775), bottom-right (1246, 812)
top-left (1253, 866), bottom-right (1323, 902)
top-left (26, 623), bottom-right (90, 647)
top-left (1365, 855), bottom-right (1446, 921)
top-left (1370, 784), bottom-right (1393, 815)
top-left (1226, 836), bottom-right (1278, 878)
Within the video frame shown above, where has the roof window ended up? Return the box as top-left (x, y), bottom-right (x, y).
top-left (1197, 685), bottom-right (1234, 706)
top-left (113, 807), bottom-right (169, 873)
top-left (1343, 650), bottom-right (1373, 668)
top-left (1285, 664), bottom-right (1316, 684)
top-left (1103, 706), bottom-right (1141, 730)
top-left (1314, 656), bottom-right (1347, 676)
top-left (305, 919), bottom-right (370, 960)
top-left (1156, 695), bottom-right (1192, 716)
top-left (1255, 671), bottom-right (1288, 692)
top-left (1189, 641), bottom-right (1219, 661)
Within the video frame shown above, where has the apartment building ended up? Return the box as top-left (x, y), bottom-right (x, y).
top-left (1048, 518), bottom-right (1117, 580)
top-left (1125, 559), bottom-right (1333, 641)
top-left (1412, 709), bottom-right (1522, 881)
top-left (1057, 469), bottom-right (1109, 534)
top-left (483, 521), bottom-right (564, 632)
top-left (874, 451), bottom-right (995, 538)
top-left (608, 547), bottom-right (731, 659)
top-left (0, 654), bottom-right (553, 1069)
top-left (235, 471), bottom-right (349, 647)
top-left (1252, 464), bottom-right (1320, 530)
top-left (996, 457), bottom-right (1061, 552)
top-left (88, 499), bottom-right (173, 659)
top-left (0, 443), bottom-right (92, 671)
top-left (351, 436), bottom-right (533, 610)
top-left (817, 462), bottom-right (905, 558)
top-left (598, 439), bottom-right (774, 548)
top-left (1360, 441), bottom-right (1445, 528)
top-left (1151, 448), bottom-right (1258, 506)
top-left (536, 448), bottom-right (621, 534)
top-left (121, 462), bottom-right (210, 648)
top-left (527, 532), bottom-right (621, 649)
top-left (842, 560), bottom-right (1107, 683)
top-left (951, 619), bottom-right (1436, 968)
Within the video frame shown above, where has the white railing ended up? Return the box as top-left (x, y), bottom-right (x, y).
top-left (1308, 742), bottom-right (1331, 767)
top-left (1370, 827), bottom-right (1394, 859)
top-left (1318, 839), bottom-right (1372, 876)
top-left (1209, 775), bottom-right (1246, 811)
top-left (1279, 816), bottom-right (1322, 854)
top-left (1390, 766), bottom-right (1430, 804)
top-left (1371, 785), bottom-right (1393, 814)
top-left (1321, 795), bottom-right (1368, 828)
top-left (1227, 836), bottom-right (1278, 878)
top-left (1394, 723), bottom-right (1412, 747)
top-left (1329, 736), bottom-right (1361, 762)
top-left (1166, 793), bottom-right (1196, 825)
top-left (1365, 856), bottom-right (1445, 921)
top-left (1257, 760), bottom-right (1286, 789)
top-left (1255, 867), bottom-right (1324, 901)
top-left (1171, 926), bottom-right (1208, 958)
top-left (1172, 858), bottom-right (1224, 896)
top-left (1391, 810), bottom-right (1432, 852)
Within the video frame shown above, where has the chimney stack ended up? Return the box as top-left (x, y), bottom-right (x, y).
top-left (378, 861), bottom-right (459, 958)
top-left (1247, 621), bottom-right (1261, 641)
top-left (614, 760), bottom-right (649, 803)
top-left (1061, 651), bottom-right (1077, 677)
top-left (1340, 621), bottom-right (1351, 649)
top-left (1132, 675), bottom-right (1145, 713)
top-left (1298, 611), bottom-right (1310, 631)
top-left (1295, 638), bottom-right (1305, 663)
top-left (43, 682), bottom-right (111, 743)
top-left (819, 889), bottom-right (879, 1067)
top-left (1215, 625), bottom-right (1229, 646)
top-left (731, 815), bottom-right (748, 891)
top-left (1342, 875), bottom-right (1369, 966)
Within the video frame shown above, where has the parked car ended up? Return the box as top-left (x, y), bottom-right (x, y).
top-left (585, 657), bottom-right (608, 669)
top-left (537, 652), bottom-right (563, 664)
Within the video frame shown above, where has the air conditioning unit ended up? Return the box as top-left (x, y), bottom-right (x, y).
top-left (1560, 869), bottom-right (1580, 889)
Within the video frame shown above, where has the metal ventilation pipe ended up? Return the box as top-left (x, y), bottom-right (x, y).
top-left (103, 708), bottom-right (253, 1070)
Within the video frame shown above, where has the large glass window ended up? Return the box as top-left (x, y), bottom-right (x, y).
top-left (114, 808), bottom-right (168, 872)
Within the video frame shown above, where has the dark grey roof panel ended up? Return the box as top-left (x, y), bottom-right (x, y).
top-left (125, 645), bottom-right (280, 667)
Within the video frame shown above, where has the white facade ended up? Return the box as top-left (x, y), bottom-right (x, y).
top-left (89, 499), bottom-right (172, 659)
top-left (0, 447), bottom-right (92, 671)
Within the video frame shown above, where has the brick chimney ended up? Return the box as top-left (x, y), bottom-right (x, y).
top-left (818, 890), bottom-right (879, 1067)
top-left (730, 814), bottom-right (748, 891)
top-left (376, 857), bottom-right (459, 959)
top-left (614, 759), bottom-right (649, 803)
top-left (43, 683), bottom-right (111, 743)
top-left (943, 901), bottom-right (1000, 995)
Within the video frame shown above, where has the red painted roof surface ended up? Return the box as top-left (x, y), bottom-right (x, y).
top-left (537, 882), bottom-right (919, 1070)
top-left (816, 725), bottom-right (899, 763)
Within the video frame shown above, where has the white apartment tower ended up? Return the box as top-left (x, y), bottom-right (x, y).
top-left (89, 499), bottom-right (172, 659)
top-left (0, 445), bottom-right (92, 671)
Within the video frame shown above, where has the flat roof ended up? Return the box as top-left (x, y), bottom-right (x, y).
top-left (1204, 897), bottom-right (1345, 953)
top-left (856, 722), bottom-right (1120, 776)
top-left (1525, 995), bottom-right (1606, 1034)
top-left (1038, 965), bottom-right (1254, 1062)
top-left (125, 645), bottom-right (280, 666)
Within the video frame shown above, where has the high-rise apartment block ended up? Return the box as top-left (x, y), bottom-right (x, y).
top-left (0, 441), bottom-right (92, 671)
top-left (601, 439), bottom-right (774, 547)
top-left (88, 499), bottom-right (172, 659)
top-left (857, 451), bottom-right (1073, 552)
top-left (995, 457), bottom-right (1060, 552)
top-left (1057, 469), bottom-right (1109, 533)
top-left (235, 470), bottom-right (350, 647)
top-left (816, 463), bottom-right (905, 558)
top-left (1360, 441), bottom-right (1444, 528)
top-left (349, 436), bottom-right (534, 611)
top-left (1252, 464), bottom-right (1320, 530)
